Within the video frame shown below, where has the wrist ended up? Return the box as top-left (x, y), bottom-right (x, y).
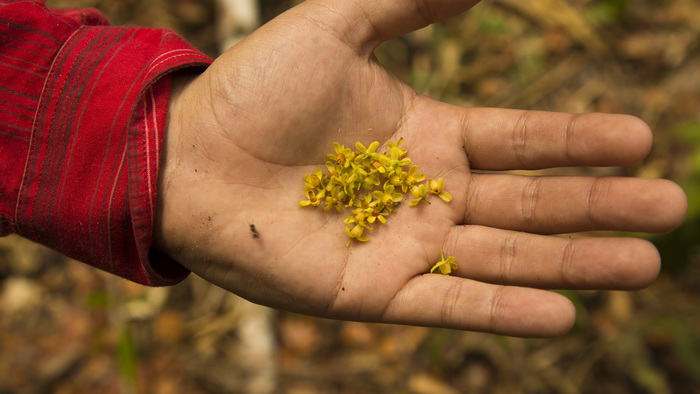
top-left (153, 73), bottom-right (198, 254)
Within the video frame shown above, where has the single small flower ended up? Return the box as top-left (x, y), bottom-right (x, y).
top-left (377, 154), bottom-right (393, 168)
top-left (323, 195), bottom-right (343, 213)
top-left (369, 159), bottom-right (387, 174)
top-left (373, 183), bottom-right (402, 210)
top-left (360, 173), bottom-right (381, 189)
top-left (428, 178), bottom-right (452, 202)
top-left (349, 208), bottom-right (369, 226)
top-left (300, 188), bottom-right (325, 207)
top-left (403, 165), bottom-right (426, 191)
top-left (386, 137), bottom-right (407, 159)
top-left (341, 171), bottom-right (359, 194)
top-left (430, 250), bottom-right (458, 275)
top-left (304, 169), bottom-right (324, 189)
top-left (408, 184), bottom-right (430, 206)
top-left (345, 222), bottom-right (371, 246)
top-left (325, 161), bottom-right (339, 176)
top-left (367, 203), bottom-right (389, 224)
top-left (328, 142), bottom-right (355, 168)
top-left (352, 193), bottom-right (373, 210)
top-left (387, 166), bottom-right (407, 189)
top-left (332, 186), bottom-right (348, 202)
top-left (393, 157), bottom-right (412, 169)
top-left (355, 141), bottom-right (380, 160)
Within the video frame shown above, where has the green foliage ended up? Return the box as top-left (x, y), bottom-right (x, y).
top-left (674, 121), bottom-right (700, 214)
top-left (84, 291), bottom-right (109, 309)
top-left (476, 12), bottom-right (512, 35)
top-left (652, 120), bottom-right (700, 274)
top-left (646, 316), bottom-right (700, 386)
top-left (117, 324), bottom-right (139, 390)
top-left (586, 0), bottom-right (628, 25)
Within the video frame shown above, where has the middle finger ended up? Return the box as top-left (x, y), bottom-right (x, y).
top-left (463, 174), bottom-right (683, 234)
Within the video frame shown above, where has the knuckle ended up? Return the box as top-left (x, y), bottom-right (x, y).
top-left (560, 238), bottom-right (577, 287)
top-left (521, 177), bottom-right (542, 230)
top-left (513, 111), bottom-right (532, 167)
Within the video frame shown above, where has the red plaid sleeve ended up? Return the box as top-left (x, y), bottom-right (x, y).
top-left (0, 1), bottom-right (213, 285)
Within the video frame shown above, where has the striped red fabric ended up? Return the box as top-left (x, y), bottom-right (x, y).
top-left (0, 1), bottom-right (212, 285)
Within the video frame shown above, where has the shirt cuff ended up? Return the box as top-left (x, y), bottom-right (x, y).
top-left (15, 26), bottom-right (212, 285)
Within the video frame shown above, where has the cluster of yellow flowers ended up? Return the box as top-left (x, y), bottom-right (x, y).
top-left (299, 138), bottom-right (452, 247)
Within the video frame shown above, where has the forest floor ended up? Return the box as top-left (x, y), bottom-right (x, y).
top-left (2, 0), bottom-right (700, 393)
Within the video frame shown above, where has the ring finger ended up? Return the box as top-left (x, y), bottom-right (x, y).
top-left (443, 225), bottom-right (661, 290)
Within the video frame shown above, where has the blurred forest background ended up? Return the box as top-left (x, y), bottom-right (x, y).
top-left (1, 0), bottom-right (700, 393)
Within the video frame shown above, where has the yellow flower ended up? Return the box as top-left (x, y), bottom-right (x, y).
top-left (304, 169), bottom-right (324, 189)
top-left (323, 184), bottom-right (350, 211)
top-left (387, 167), bottom-right (406, 188)
top-left (299, 188), bottom-right (325, 207)
top-left (428, 178), bottom-right (452, 202)
top-left (408, 184), bottom-right (430, 206)
top-left (369, 159), bottom-right (386, 174)
top-left (345, 212), bottom-right (372, 246)
top-left (361, 173), bottom-right (381, 190)
top-left (325, 161), bottom-right (339, 176)
top-left (323, 195), bottom-right (343, 213)
top-left (377, 151), bottom-right (410, 172)
top-left (355, 141), bottom-right (379, 160)
top-left (430, 250), bottom-right (458, 275)
top-left (367, 204), bottom-right (389, 224)
top-left (404, 165), bottom-right (426, 191)
top-left (327, 142), bottom-right (355, 168)
top-left (386, 137), bottom-right (407, 159)
top-left (353, 194), bottom-right (389, 224)
top-left (345, 224), bottom-right (370, 246)
top-left (372, 183), bottom-right (402, 210)
top-left (300, 139), bottom-right (452, 246)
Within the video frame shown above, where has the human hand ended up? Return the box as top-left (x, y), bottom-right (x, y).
top-left (154, 0), bottom-right (687, 337)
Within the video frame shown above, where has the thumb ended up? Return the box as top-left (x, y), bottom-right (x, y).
top-left (300, 0), bottom-right (481, 55)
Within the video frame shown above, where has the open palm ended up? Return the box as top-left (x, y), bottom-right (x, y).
top-left (154, 0), bottom-right (687, 337)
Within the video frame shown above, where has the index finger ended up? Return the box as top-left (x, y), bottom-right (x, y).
top-left (461, 108), bottom-right (653, 170)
